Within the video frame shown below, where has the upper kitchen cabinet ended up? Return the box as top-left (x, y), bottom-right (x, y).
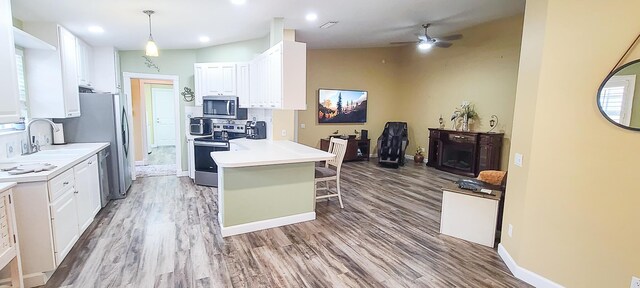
top-left (194, 63), bottom-right (237, 106)
top-left (249, 41), bottom-right (307, 110)
top-left (22, 23), bottom-right (81, 118)
top-left (92, 47), bottom-right (121, 93)
top-left (0, 0), bottom-right (21, 124)
top-left (237, 62), bottom-right (250, 108)
top-left (76, 38), bottom-right (94, 88)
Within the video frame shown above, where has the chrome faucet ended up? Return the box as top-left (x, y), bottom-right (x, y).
top-left (25, 118), bottom-right (60, 155)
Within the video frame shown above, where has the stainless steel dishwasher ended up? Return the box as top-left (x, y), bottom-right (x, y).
top-left (98, 148), bottom-right (111, 207)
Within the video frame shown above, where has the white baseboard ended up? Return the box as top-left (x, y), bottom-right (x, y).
top-left (498, 244), bottom-right (564, 288)
top-left (177, 170), bottom-right (189, 177)
top-left (220, 212), bottom-right (316, 237)
top-left (135, 160), bottom-right (147, 166)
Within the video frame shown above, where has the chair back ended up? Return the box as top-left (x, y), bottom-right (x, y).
top-left (326, 138), bottom-right (348, 172)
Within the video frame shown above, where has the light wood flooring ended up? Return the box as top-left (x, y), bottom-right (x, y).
top-left (44, 161), bottom-right (530, 288)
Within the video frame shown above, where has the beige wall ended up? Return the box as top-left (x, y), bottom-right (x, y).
top-left (502, 0), bottom-right (640, 287)
top-left (398, 15), bottom-right (523, 168)
top-left (297, 48), bottom-right (403, 150)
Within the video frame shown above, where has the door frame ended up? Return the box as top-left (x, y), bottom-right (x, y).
top-left (122, 72), bottom-right (182, 179)
top-left (151, 87), bottom-right (177, 147)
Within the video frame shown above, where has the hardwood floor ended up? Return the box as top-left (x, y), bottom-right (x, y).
top-left (44, 161), bottom-right (530, 288)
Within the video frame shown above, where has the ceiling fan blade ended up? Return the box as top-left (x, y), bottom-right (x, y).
top-left (436, 34), bottom-right (463, 41)
top-left (434, 41), bottom-right (453, 48)
top-left (390, 41), bottom-right (418, 45)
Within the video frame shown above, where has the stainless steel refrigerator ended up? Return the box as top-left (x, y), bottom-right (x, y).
top-left (55, 93), bottom-right (133, 202)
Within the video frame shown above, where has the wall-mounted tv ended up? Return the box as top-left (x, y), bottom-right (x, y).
top-left (317, 89), bottom-right (368, 124)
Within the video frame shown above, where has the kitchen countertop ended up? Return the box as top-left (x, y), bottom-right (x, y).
top-left (211, 139), bottom-right (334, 168)
top-left (0, 143), bottom-right (110, 183)
top-left (0, 182), bottom-right (16, 193)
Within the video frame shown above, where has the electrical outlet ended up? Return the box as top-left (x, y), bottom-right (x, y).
top-left (514, 153), bottom-right (523, 167)
top-left (281, 129), bottom-right (287, 137)
top-left (508, 224), bottom-right (513, 238)
top-left (300, 123), bottom-right (305, 129)
top-left (631, 276), bottom-right (640, 288)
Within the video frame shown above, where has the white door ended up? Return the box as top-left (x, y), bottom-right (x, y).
top-left (152, 88), bottom-right (176, 146)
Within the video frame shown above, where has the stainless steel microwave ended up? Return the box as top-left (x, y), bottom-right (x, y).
top-left (203, 96), bottom-right (239, 119)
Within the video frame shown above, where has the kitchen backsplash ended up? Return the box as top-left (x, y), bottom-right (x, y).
top-left (0, 121), bottom-right (53, 160)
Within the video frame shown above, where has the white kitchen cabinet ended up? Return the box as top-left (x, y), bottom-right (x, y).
top-left (194, 63), bottom-right (237, 106)
top-left (0, 0), bottom-right (21, 124)
top-left (92, 47), bottom-right (120, 93)
top-left (76, 38), bottom-right (94, 88)
top-left (249, 41), bottom-right (307, 110)
top-left (50, 187), bottom-right (80, 266)
top-left (23, 24), bottom-right (81, 118)
top-left (187, 138), bottom-right (195, 179)
top-left (73, 155), bottom-right (100, 233)
top-left (194, 64), bottom-right (206, 106)
top-left (11, 152), bottom-right (103, 287)
top-left (249, 55), bottom-right (268, 108)
top-left (237, 62), bottom-right (250, 108)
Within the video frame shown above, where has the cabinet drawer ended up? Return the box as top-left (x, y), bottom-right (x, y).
top-left (49, 169), bottom-right (75, 202)
top-left (448, 133), bottom-right (476, 144)
top-left (75, 154), bottom-right (98, 170)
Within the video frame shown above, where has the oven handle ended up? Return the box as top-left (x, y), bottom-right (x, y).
top-left (194, 141), bottom-right (230, 148)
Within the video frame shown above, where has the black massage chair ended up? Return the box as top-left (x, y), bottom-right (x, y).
top-left (377, 122), bottom-right (409, 168)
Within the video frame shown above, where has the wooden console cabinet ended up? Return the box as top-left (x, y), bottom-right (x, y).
top-left (427, 128), bottom-right (503, 177)
top-left (320, 138), bottom-right (370, 162)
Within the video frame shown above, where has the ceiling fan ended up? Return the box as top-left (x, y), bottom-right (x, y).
top-left (391, 24), bottom-right (463, 49)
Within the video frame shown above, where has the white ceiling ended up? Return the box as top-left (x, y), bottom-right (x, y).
top-left (11, 0), bottom-right (525, 50)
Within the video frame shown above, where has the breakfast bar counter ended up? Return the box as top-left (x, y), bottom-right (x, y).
top-left (211, 139), bottom-right (334, 237)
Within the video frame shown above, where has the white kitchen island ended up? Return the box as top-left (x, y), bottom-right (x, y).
top-left (211, 139), bottom-right (334, 237)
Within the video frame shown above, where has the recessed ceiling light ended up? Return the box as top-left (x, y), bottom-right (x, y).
top-left (199, 36), bottom-right (210, 43)
top-left (306, 13), bottom-right (318, 22)
top-left (88, 26), bottom-right (104, 33)
top-left (230, 0), bottom-right (246, 5)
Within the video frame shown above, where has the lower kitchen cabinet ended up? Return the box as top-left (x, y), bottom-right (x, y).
top-left (50, 188), bottom-right (80, 266)
top-left (12, 153), bottom-right (102, 287)
top-left (73, 155), bottom-right (100, 233)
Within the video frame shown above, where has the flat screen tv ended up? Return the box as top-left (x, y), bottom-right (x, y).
top-left (317, 89), bottom-right (368, 124)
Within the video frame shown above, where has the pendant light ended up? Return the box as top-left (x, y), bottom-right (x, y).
top-left (143, 10), bottom-right (158, 57)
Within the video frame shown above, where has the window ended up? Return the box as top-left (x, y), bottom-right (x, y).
top-left (599, 75), bottom-right (636, 126)
top-left (0, 48), bottom-right (29, 131)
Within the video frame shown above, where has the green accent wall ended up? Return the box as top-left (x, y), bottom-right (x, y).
top-left (615, 63), bottom-right (640, 127)
top-left (221, 162), bottom-right (314, 227)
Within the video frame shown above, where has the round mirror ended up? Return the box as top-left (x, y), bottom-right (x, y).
top-left (598, 59), bottom-right (640, 130)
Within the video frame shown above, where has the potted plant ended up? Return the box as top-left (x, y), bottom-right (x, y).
top-left (451, 103), bottom-right (478, 131)
top-left (414, 146), bottom-right (425, 163)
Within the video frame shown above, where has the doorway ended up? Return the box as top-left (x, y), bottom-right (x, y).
top-left (123, 73), bottom-right (181, 179)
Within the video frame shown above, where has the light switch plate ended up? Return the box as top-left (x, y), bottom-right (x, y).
top-left (631, 276), bottom-right (639, 288)
top-left (508, 224), bottom-right (513, 237)
top-left (300, 123), bottom-right (305, 129)
top-left (514, 153), bottom-right (523, 167)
